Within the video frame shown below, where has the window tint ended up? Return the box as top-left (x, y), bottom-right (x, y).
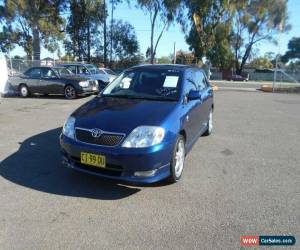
top-left (194, 70), bottom-right (206, 90)
top-left (66, 65), bottom-right (77, 74)
top-left (185, 70), bottom-right (197, 93)
top-left (78, 66), bottom-right (89, 75)
top-left (41, 68), bottom-right (56, 78)
top-left (27, 68), bottom-right (41, 78)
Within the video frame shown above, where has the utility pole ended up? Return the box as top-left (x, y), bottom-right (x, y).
top-left (103, 0), bottom-right (107, 67)
top-left (173, 42), bottom-right (176, 64)
top-left (273, 22), bottom-right (284, 92)
top-left (8, 47), bottom-right (13, 75)
top-left (110, 0), bottom-right (114, 66)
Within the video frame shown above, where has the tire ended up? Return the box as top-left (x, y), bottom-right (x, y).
top-left (19, 84), bottom-right (30, 97)
top-left (64, 85), bottom-right (77, 99)
top-left (167, 135), bottom-right (185, 183)
top-left (203, 109), bottom-right (213, 136)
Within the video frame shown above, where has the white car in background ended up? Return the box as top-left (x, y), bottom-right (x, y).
top-left (99, 68), bottom-right (118, 83)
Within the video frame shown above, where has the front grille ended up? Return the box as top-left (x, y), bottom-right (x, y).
top-left (88, 80), bottom-right (98, 88)
top-left (76, 128), bottom-right (124, 146)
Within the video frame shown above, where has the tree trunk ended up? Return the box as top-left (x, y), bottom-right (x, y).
top-left (103, 0), bottom-right (107, 67)
top-left (150, 19), bottom-right (155, 64)
top-left (32, 26), bottom-right (40, 61)
top-left (87, 17), bottom-right (91, 62)
top-left (236, 44), bottom-right (252, 75)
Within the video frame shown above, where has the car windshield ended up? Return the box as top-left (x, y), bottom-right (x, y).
top-left (104, 69), bottom-right (116, 75)
top-left (102, 69), bottom-right (182, 101)
top-left (53, 67), bottom-right (73, 76)
top-left (86, 64), bottom-right (101, 74)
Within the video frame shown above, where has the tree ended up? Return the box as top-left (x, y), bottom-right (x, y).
top-left (249, 56), bottom-right (273, 69)
top-left (181, 0), bottom-right (233, 69)
top-left (65, 0), bottom-right (105, 62)
top-left (206, 23), bottom-right (234, 70)
top-left (0, 24), bottom-right (19, 53)
top-left (232, 0), bottom-right (289, 74)
top-left (3, 0), bottom-right (66, 60)
top-left (137, 0), bottom-right (180, 64)
top-left (175, 50), bottom-right (196, 65)
top-left (157, 56), bottom-right (172, 64)
top-left (109, 20), bottom-right (142, 68)
top-left (281, 37), bottom-right (300, 63)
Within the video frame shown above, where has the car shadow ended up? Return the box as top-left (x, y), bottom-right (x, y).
top-left (0, 128), bottom-right (141, 200)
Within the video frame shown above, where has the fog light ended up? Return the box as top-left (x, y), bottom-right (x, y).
top-left (134, 170), bottom-right (157, 177)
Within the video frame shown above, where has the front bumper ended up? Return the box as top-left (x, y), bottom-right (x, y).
top-left (60, 134), bottom-right (175, 183)
top-left (77, 86), bottom-right (99, 95)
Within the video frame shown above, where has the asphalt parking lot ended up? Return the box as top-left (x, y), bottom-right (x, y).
top-left (0, 91), bottom-right (299, 249)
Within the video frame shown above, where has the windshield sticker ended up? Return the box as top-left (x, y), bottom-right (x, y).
top-left (163, 76), bottom-right (179, 88)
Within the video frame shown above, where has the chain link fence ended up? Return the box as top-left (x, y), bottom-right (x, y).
top-left (6, 58), bottom-right (81, 76)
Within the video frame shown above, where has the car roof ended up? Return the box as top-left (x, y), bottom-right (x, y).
top-left (59, 63), bottom-right (93, 66)
top-left (129, 64), bottom-right (203, 72)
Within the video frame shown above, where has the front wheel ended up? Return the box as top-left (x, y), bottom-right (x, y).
top-left (19, 85), bottom-right (30, 97)
top-left (167, 135), bottom-right (185, 183)
top-left (64, 85), bottom-right (77, 99)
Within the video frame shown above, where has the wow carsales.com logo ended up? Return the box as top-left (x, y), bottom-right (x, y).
top-left (240, 236), bottom-right (296, 246)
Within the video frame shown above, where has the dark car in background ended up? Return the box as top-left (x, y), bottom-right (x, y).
top-left (59, 63), bottom-right (110, 90)
top-left (226, 74), bottom-right (249, 81)
top-left (60, 64), bottom-right (214, 183)
top-left (10, 66), bottom-right (99, 99)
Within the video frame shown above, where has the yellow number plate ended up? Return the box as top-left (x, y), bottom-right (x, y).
top-left (80, 152), bottom-right (106, 168)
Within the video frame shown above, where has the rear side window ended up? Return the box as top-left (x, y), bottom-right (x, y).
top-left (26, 68), bottom-right (41, 78)
top-left (78, 66), bottom-right (89, 75)
top-left (41, 68), bottom-right (56, 78)
top-left (66, 65), bottom-right (77, 74)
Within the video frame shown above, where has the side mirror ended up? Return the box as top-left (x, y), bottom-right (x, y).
top-left (187, 90), bottom-right (201, 101)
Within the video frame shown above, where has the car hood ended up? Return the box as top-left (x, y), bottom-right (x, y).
top-left (60, 75), bottom-right (91, 82)
top-left (73, 97), bottom-right (177, 134)
top-left (88, 74), bottom-right (110, 82)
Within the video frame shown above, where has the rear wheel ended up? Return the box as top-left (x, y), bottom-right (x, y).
top-left (19, 84), bottom-right (29, 97)
top-left (203, 110), bottom-right (213, 136)
top-left (64, 85), bottom-right (77, 99)
top-left (167, 135), bottom-right (185, 183)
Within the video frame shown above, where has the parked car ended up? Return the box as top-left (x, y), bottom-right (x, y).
top-left (10, 66), bottom-right (99, 99)
top-left (59, 63), bottom-right (110, 90)
top-left (226, 74), bottom-right (249, 81)
top-left (60, 64), bottom-right (214, 183)
top-left (98, 68), bottom-right (118, 82)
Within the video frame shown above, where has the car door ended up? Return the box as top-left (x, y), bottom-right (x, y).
top-left (182, 69), bottom-right (202, 145)
top-left (24, 67), bottom-right (41, 93)
top-left (194, 70), bottom-right (211, 130)
top-left (201, 74), bottom-right (213, 121)
top-left (40, 68), bottom-right (64, 94)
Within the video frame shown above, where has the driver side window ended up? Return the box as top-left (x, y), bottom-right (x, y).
top-left (185, 70), bottom-right (197, 94)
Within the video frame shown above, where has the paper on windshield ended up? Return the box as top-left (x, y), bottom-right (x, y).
top-left (163, 76), bottom-right (179, 88)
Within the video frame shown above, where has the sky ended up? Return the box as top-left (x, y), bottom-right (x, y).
top-left (9, 0), bottom-right (300, 60)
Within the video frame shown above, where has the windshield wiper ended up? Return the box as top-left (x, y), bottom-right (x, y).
top-left (103, 94), bottom-right (176, 101)
top-left (102, 94), bottom-right (136, 99)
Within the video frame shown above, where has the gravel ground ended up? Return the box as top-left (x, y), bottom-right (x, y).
top-left (0, 92), bottom-right (299, 249)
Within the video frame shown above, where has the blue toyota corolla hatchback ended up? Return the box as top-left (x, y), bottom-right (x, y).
top-left (60, 64), bottom-right (214, 183)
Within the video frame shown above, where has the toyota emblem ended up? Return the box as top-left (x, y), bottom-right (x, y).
top-left (91, 128), bottom-right (102, 138)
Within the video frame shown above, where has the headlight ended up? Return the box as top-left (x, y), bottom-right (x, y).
top-left (63, 116), bottom-right (76, 139)
top-left (79, 81), bottom-right (89, 87)
top-left (122, 126), bottom-right (165, 148)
